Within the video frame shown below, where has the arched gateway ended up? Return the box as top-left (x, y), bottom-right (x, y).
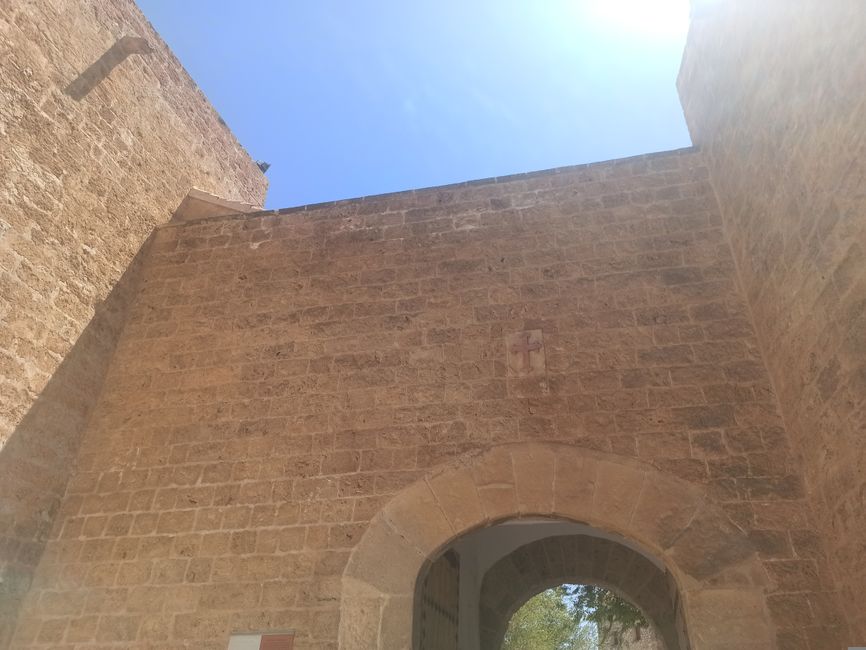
top-left (339, 443), bottom-right (775, 649)
top-left (477, 534), bottom-right (683, 649)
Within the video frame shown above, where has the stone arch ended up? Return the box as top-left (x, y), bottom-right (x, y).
top-left (338, 443), bottom-right (774, 650)
top-left (479, 534), bottom-right (683, 650)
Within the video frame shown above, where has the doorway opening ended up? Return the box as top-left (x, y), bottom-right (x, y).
top-left (503, 583), bottom-right (661, 650)
top-left (413, 519), bottom-right (685, 650)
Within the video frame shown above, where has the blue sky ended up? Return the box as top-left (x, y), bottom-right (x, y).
top-left (139, 1), bottom-right (692, 209)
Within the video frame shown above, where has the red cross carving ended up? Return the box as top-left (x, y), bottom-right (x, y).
top-left (511, 332), bottom-right (543, 372)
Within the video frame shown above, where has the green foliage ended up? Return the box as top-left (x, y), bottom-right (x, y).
top-left (502, 584), bottom-right (649, 650)
top-left (502, 587), bottom-right (595, 650)
top-left (567, 584), bottom-right (648, 647)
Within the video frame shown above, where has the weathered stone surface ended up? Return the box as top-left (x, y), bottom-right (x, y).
top-left (7, 147), bottom-right (838, 648)
top-left (383, 482), bottom-right (454, 557)
top-left (679, 0), bottom-right (866, 637)
top-left (427, 466), bottom-right (486, 533)
top-left (7, 12), bottom-right (865, 635)
top-left (665, 506), bottom-right (755, 581)
top-left (592, 461), bottom-right (646, 532)
top-left (338, 578), bottom-right (385, 650)
top-left (345, 445), bottom-right (775, 649)
top-left (505, 330), bottom-right (545, 376)
top-left (380, 595), bottom-right (413, 650)
top-left (631, 475), bottom-right (705, 550)
top-left (346, 517), bottom-right (424, 596)
top-left (685, 588), bottom-right (773, 649)
top-left (552, 452), bottom-right (597, 521)
top-left (0, 1), bottom-right (266, 644)
top-left (511, 446), bottom-right (555, 515)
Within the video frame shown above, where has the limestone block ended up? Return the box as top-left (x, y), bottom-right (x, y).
top-left (666, 506), bottom-right (755, 581)
top-left (511, 446), bottom-right (556, 515)
top-left (592, 461), bottom-right (646, 532)
top-left (631, 474), bottom-right (705, 551)
top-left (427, 466), bottom-right (486, 533)
top-left (345, 519), bottom-right (423, 596)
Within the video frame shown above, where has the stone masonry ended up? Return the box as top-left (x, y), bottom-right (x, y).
top-left (679, 0), bottom-right (866, 636)
top-left (0, 0), bottom-right (266, 644)
top-left (9, 150), bottom-right (847, 648)
top-left (2, 0), bottom-right (866, 648)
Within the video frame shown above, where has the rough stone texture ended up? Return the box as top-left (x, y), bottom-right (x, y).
top-left (601, 627), bottom-right (662, 650)
top-left (0, 1), bottom-right (266, 645)
top-left (679, 0), bottom-right (866, 637)
top-left (477, 534), bottom-right (676, 649)
top-left (350, 444), bottom-right (774, 650)
top-left (9, 151), bottom-right (844, 648)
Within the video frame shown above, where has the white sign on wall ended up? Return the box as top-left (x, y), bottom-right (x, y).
top-left (227, 632), bottom-right (294, 650)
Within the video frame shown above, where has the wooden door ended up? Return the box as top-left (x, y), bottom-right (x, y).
top-left (417, 550), bottom-right (460, 650)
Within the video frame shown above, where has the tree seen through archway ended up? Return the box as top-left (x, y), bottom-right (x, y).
top-left (501, 584), bottom-right (652, 650)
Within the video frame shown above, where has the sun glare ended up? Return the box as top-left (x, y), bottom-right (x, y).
top-left (582, 0), bottom-right (691, 40)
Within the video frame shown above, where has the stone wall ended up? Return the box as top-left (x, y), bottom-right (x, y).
top-left (0, 0), bottom-right (267, 644)
top-left (9, 150), bottom-right (847, 648)
top-left (678, 0), bottom-right (866, 636)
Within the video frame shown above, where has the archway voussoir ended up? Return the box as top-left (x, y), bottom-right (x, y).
top-left (685, 588), bottom-right (773, 648)
top-left (476, 484), bottom-right (518, 521)
top-left (630, 473), bottom-right (706, 551)
top-left (379, 595), bottom-right (413, 650)
top-left (427, 465), bottom-right (486, 534)
top-left (702, 555), bottom-right (770, 590)
top-left (665, 504), bottom-right (755, 582)
top-left (553, 449), bottom-right (597, 522)
top-left (346, 515), bottom-right (425, 596)
top-left (471, 444), bottom-right (515, 488)
top-left (591, 460), bottom-right (647, 534)
top-left (382, 480), bottom-right (454, 556)
top-left (510, 444), bottom-right (556, 515)
top-left (467, 445), bottom-right (518, 521)
top-left (338, 578), bottom-right (387, 650)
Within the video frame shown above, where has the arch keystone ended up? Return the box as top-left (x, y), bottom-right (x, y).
top-left (472, 444), bottom-right (517, 521)
top-left (477, 483), bottom-right (518, 522)
top-left (511, 444), bottom-right (556, 514)
top-left (591, 460), bottom-right (647, 532)
top-left (553, 450), bottom-right (598, 522)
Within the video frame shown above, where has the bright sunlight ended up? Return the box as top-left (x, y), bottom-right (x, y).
top-left (580, 0), bottom-right (691, 40)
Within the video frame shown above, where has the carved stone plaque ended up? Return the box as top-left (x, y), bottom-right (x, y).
top-left (506, 330), bottom-right (545, 375)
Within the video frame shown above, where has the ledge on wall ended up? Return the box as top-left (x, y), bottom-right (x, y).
top-left (171, 188), bottom-right (263, 223)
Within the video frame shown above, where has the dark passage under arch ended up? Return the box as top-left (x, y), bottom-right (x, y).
top-left (479, 534), bottom-right (684, 650)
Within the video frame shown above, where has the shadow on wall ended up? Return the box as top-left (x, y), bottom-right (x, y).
top-left (0, 236), bottom-right (154, 647)
top-left (64, 36), bottom-right (153, 101)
